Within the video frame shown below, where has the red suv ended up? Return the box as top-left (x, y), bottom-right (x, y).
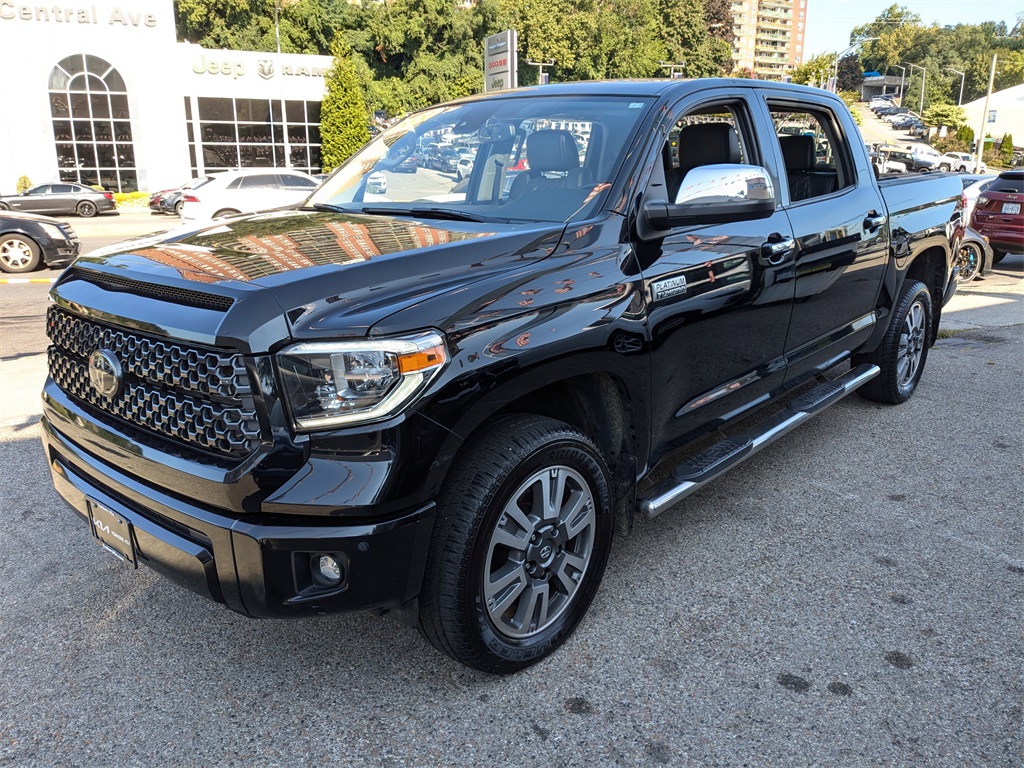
top-left (971, 170), bottom-right (1023, 263)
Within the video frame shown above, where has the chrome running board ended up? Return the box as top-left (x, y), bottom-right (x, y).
top-left (637, 364), bottom-right (880, 519)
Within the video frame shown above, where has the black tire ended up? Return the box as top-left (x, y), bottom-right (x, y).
top-left (991, 249), bottom-right (1007, 265)
top-left (938, 163), bottom-right (951, 172)
top-left (419, 414), bottom-right (613, 674)
top-left (76, 200), bottom-right (97, 217)
top-left (857, 280), bottom-right (933, 404)
top-left (0, 202), bottom-right (9, 211)
top-left (174, 200), bottom-right (184, 216)
top-left (956, 241), bottom-right (983, 283)
top-left (0, 233), bottom-right (42, 273)
top-left (213, 208), bottom-right (240, 219)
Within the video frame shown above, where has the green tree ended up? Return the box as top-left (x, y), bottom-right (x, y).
top-left (923, 103), bottom-right (967, 129)
top-left (1000, 133), bottom-right (1015, 165)
top-left (791, 53), bottom-right (834, 89)
top-left (837, 91), bottom-right (862, 125)
top-left (836, 54), bottom-right (862, 91)
top-left (320, 37), bottom-right (370, 172)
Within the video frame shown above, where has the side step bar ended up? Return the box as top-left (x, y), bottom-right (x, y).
top-left (637, 364), bottom-right (880, 519)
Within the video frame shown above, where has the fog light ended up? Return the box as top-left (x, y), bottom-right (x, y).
top-left (314, 554), bottom-right (343, 586)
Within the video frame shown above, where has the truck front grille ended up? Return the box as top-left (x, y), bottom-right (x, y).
top-left (46, 307), bottom-right (261, 458)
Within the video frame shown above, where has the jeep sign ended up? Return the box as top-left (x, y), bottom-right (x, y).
top-left (484, 29), bottom-right (517, 93)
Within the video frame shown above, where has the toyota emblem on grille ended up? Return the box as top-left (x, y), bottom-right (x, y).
top-left (88, 349), bottom-right (123, 399)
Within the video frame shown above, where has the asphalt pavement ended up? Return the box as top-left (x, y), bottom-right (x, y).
top-left (1, 212), bottom-right (1022, 766)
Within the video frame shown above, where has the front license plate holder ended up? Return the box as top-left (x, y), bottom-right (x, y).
top-left (1001, 202), bottom-right (1020, 215)
top-left (87, 498), bottom-right (137, 568)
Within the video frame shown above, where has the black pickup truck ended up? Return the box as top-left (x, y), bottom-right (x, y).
top-left (41, 80), bottom-right (962, 673)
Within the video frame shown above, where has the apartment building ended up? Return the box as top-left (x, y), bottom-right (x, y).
top-left (731, 0), bottom-right (808, 80)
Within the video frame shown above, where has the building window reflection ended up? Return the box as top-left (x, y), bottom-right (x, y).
top-left (48, 54), bottom-right (137, 192)
top-left (185, 96), bottom-right (322, 177)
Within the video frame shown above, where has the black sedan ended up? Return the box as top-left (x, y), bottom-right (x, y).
top-left (0, 211), bottom-right (80, 273)
top-left (0, 182), bottom-right (115, 218)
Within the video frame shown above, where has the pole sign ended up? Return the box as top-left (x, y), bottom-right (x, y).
top-left (987, 110), bottom-right (996, 123)
top-left (484, 30), bottom-right (517, 92)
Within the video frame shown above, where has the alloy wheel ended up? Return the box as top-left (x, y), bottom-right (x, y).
top-left (483, 465), bottom-right (596, 639)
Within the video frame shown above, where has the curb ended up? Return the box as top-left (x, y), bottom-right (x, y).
top-left (0, 277), bottom-right (58, 284)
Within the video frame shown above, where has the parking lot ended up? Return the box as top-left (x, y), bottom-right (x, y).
top-left (1, 213), bottom-right (1022, 766)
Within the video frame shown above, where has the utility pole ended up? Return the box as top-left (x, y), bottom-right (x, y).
top-left (975, 54), bottom-right (997, 173)
top-left (527, 59), bottom-right (555, 85)
top-left (274, 0), bottom-right (281, 55)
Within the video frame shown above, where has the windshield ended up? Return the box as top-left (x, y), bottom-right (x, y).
top-left (307, 95), bottom-right (654, 223)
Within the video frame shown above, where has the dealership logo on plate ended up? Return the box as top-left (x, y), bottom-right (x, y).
top-left (258, 59), bottom-right (274, 80)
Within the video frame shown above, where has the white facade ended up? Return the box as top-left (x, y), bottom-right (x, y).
top-left (962, 83), bottom-right (1024, 149)
top-left (0, 0), bottom-right (331, 194)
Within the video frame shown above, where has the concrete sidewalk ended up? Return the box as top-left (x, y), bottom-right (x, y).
top-left (941, 268), bottom-right (1024, 332)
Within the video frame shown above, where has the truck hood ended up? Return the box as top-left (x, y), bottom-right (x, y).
top-left (68, 209), bottom-right (565, 346)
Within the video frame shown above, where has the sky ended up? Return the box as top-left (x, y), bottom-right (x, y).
top-left (803, 0), bottom-right (1020, 57)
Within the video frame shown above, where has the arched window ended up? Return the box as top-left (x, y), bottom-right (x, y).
top-left (49, 55), bottom-right (137, 192)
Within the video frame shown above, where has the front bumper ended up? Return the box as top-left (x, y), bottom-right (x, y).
top-left (41, 412), bottom-right (436, 618)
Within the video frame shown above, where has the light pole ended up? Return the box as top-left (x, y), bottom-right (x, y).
top-left (905, 62), bottom-right (926, 116)
top-left (945, 67), bottom-right (965, 105)
top-left (891, 65), bottom-right (906, 105)
top-left (832, 37), bottom-right (879, 93)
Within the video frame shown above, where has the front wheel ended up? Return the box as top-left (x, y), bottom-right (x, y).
top-left (0, 202), bottom-right (10, 211)
top-left (938, 163), bottom-right (951, 172)
top-left (419, 415), bottom-right (613, 674)
top-left (991, 248), bottom-right (1007, 265)
top-left (956, 241), bottom-right (983, 283)
top-left (857, 280), bottom-right (933, 404)
top-left (0, 234), bottom-right (41, 273)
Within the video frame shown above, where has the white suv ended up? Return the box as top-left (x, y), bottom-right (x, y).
top-left (179, 169), bottom-right (321, 223)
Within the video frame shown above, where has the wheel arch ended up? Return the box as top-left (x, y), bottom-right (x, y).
top-left (425, 368), bottom-right (642, 537)
top-left (903, 244), bottom-right (949, 345)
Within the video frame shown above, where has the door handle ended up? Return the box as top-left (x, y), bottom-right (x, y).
top-left (864, 212), bottom-right (887, 230)
top-left (760, 234), bottom-right (795, 265)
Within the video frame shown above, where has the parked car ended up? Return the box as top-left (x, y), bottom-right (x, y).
top-left (940, 152), bottom-right (985, 173)
top-left (970, 170), bottom-right (1023, 263)
top-left (889, 115), bottom-right (916, 128)
top-left (152, 178), bottom-right (211, 216)
top-left (909, 124), bottom-right (931, 138)
top-left (0, 210), bottom-right (79, 273)
top-left (366, 171), bottom-right (387, 194)
top-left (455, 156), bottom-right (474, 180)
top-left (0, 183), bottom-right (115, 218)
top-left (42, 79), bottom-right (962, 674)
top-left (438, 147), bottom-right (461, 173)
top-left (178, 169), bottom-right (320, 223)
top-left (961, 174), bottom-right (998, 221)
top-left (395, 153), bottom-right (418, 173)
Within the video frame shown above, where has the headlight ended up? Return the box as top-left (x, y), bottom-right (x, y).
top-left (276, 331), bottom-right (447, 430)
top-left (38, 222), bottom-right (67, 240)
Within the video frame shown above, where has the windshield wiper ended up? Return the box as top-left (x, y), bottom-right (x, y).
top-left (359, 206), bottom-right (503, 223)
top-left (308, 203), bottom-right (350, 213)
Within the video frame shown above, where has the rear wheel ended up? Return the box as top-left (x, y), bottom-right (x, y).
top-left (419, 415), bottom-right (613, 673)
top-left (857, 280), bottom-right (932, 404)
top-left (0, 234), bottom-right (41, 273)
top-left (213, 208), bottom-right (240, 218)
top-left (77, 200), bottom-right (97, 217)
top-left (0, 202), bottom-right (10, 211)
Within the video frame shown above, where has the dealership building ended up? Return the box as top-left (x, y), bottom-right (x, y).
top-left (0, 0), bottom-right (332, 194)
